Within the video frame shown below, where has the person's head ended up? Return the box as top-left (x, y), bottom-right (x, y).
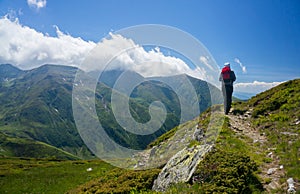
top-left (224, 62), bottom-right (230, 68)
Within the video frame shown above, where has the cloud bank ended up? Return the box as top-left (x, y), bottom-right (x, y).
top-left (27, 0), bottom-right (47, 10)
top-left (0, 16), bottom-right (96, 69)
top-left (0, 16), bottom-right (208, 80)
top-left (234, 81), bottom-right (283, 94)
top-left (84, 32), bottom-right (207, 79)
top-left (0, 16), bottom-right (284, 94)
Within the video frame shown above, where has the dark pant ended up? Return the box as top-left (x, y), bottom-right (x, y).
top-left (222, 85), bottom-right (233, 114)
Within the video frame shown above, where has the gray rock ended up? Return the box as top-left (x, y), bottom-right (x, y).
top-left (281, 132), bottom-right (298, 136)
top-left (193, 127), bottom-right (205, 141)
top-left (152, 144), bottom-right (213, 192)
top-left (268, 181), bottom-right (280, 190)
top-left (267, 168), bottom-right (277, 175)
top-left (287, 178), bottom-right (296, 193)
top-left (267, 152), bottom-right (273, 158)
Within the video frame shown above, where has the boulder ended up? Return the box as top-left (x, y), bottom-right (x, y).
top-left (152, 144), bottom-right (212, 192)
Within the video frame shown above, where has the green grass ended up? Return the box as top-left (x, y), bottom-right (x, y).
top-left (0, 71), bottom-right (298, 193)
top-left (0, 157), bottom-right (115, 194)
top-left (165, 115), bottom-right (264, 193)
top-left (0, 132), bottom-right (81, 160)
top-left (70, 168), bottom-right (161, 194)
top-left (147, 126), bottom-right (178, 148)
top-left (233, 79), bottom-right (300, 181)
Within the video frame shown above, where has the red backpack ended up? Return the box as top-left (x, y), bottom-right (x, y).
top-left (221, 66), bottom-right (231, 80)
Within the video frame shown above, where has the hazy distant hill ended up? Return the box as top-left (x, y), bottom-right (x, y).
top-left (233, 91), bottom-right (256, 100)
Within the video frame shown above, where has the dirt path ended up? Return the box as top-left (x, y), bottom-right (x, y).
top-left (227, 110), bottom-right (286, 192)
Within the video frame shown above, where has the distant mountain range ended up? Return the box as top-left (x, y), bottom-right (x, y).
top-left (0, 64), bottom-right (222, 159)
top-left (233, 91), bottom-right (256, 100)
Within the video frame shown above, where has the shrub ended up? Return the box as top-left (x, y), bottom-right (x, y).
top-left (194, 148), bottom-right (263, 193)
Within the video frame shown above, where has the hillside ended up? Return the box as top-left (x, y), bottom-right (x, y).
top-left (0, 64), bottom-right (92, 158)
top-left (69, 79), bottom-right (299, 193)
top-left (0, 64), bottom-right (25, 81)
top-left (0, 132), bottom-right (79, 160)
top-left (0, 64), bottom-right (221, 159)
top-left (233, 79), bottom-right (300, 190)
top-left (1, 64), bottom-right (298, 193)
top-left (0, 78), bottom-right (298, 193)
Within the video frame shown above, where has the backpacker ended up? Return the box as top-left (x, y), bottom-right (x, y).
top-left (221, 66), bottom-right (231, 80)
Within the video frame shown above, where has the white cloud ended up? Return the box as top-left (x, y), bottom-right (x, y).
top-left (0, 16), bottom-right (211, 81)
top-left (234, 81), bottom-right (283, 94)
top-left (80, 32), bottom-right (208, 79)
top-left (0, 16), bottom-right (96, 69)
top-left (199, 56), bottom-right (214, 71)
top-left (27, 0), bottom-right (47, 10)
top-left (234, 58), bottom-right (247, 73)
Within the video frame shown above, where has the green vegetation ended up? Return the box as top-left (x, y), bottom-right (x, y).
top-left (233, 79), bottom-right (300, 181)
top-left (0, 64), bottom-right (221, 159)
top-left (0, 64), bottom-right (298, 193)
top-left (0, 158), bottom-right (115, 194)
top-left (0, 132), bottom-right (79, 160)
top-left (193, 117), bottom-right (263, 193)
top-left (147, 126), bottom-right (178, 148)
top-left (166, 115), bottom-right (264, 193)
top-left (0, 64), bottom-right (92, 158)
top-left (70, 168), bottom-right (160, 193)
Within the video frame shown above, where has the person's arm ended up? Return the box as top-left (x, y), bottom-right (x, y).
top-left (231, 71), bottom-right (236, 82)
top-left (219, 73), bottom-right (223, 81)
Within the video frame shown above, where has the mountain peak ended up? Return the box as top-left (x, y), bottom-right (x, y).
top-left (31, 64), bottom-right (78, 73)
top-left (0, 63), bottom-right (22, 72)
top-left (0, 63), bottom-right (24, 80)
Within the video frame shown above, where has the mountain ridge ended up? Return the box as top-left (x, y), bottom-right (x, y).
top-left (73, 78), bottom-right (299, 193)
top-left (0, 63), bottom-right (222, 159)
top-left (0, 71), bottom-right (298, 193)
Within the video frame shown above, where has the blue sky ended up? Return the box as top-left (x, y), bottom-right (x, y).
top-left (0, 0), bottom-right (299, 94)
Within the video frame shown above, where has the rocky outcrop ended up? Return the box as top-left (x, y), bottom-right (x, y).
top-left (152, 144), bottom-right (212, 192)
top-left (193, 126), bottom-right (205, 142)
top-left (133, 119), bottom-right (200, 170)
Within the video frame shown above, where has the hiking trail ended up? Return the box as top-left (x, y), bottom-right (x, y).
top-left (228, 109), bottom-right (286, 192)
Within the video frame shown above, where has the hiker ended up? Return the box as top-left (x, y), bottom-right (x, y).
top-left (219, 62), bottom-right (236, 115)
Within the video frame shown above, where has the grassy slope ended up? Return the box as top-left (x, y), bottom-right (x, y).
top-left (0, 65), bottom-right (93, 158)
top-left (67, 106), bottom-right (264, 193)
top-left (0, 132), bottom-right (79, 160)
top-left (234, 79), bottom-right (300, 181)
top-left (0, 64), bottom-right (220, 158)
top-left (70, 79), bottom-right (298, 193)
top-left (165, 108), bottom-right (264, 193)
top-left (0, 158), bottom-right (114, 194)
top-left (1, 65), bottom-right (297, 193)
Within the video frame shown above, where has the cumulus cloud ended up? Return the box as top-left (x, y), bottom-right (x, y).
top-left (234, 81), bottom-right (283, 94)
top-left (84, 32), bottom-right (207, 79)
top-left (27, 0), bottom-right (47, 10)
top-left (234, 58), bottom-right (247, 73)
top-left (0, 16), bottom-right (212, 81)
top-left (0, 16), bottom-right (96, 69)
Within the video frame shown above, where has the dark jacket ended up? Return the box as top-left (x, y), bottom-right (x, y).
top-left (219, 69), bottom-right (236, 86)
